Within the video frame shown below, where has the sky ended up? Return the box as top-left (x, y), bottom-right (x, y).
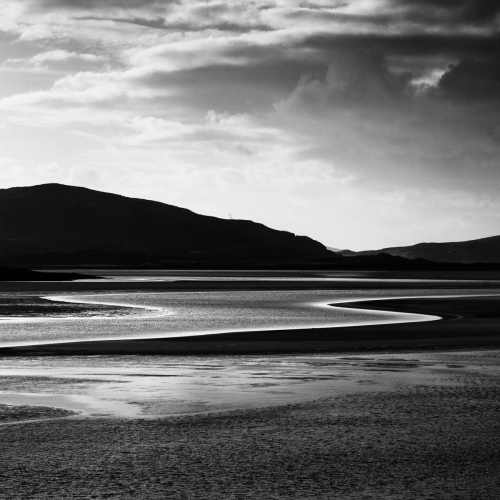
top-left (0, 1), bottom-right (499, 250)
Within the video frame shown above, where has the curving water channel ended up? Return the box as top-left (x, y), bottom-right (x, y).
top-left (1, 287), bottom-right (497, 348)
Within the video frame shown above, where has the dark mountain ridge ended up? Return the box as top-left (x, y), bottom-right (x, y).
top-left (0, 184), bottom-right (331, 263)
top-left (339, 235), bottom-right (500, 264)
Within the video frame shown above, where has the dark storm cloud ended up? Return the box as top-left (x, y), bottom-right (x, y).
top-left (274, 11), bottom-right (500, 196)
top-left (303, 32), bottom-right (500, 59)
top-left (289, 51), bottom-right (411, 111)
top-left (393, 0), bottom-right (500, 24)
top-left (438, 58), bottom-right (500, 101)
top-left (302, 31), bottom-right (500, 102)
top-left (277, 0), bottom-right (499, 32)
top-left (283, 9), bottom-right (394, 27)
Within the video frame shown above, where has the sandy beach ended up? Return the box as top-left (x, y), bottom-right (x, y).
top-left (1, 279), bottom-right (499, 498)
top-left (1, 349), bottom-right (500, 499)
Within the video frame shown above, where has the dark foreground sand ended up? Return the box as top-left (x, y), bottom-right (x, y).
top-left (1, 351), bottom-right (500, 499)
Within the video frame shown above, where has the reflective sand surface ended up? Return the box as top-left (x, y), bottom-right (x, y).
top-left (1, 350), bottom-right (498, 420)
top-left (2, 287), bottom-right (497, 347)
top-left (2, 350), bottom-right (499, 500)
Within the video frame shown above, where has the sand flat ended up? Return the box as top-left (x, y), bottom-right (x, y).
top-left (0, 352), bottom-right (466, 419)
top-left (2, 294), bottom-right (499, 355)
top-left (0, 350), bottom-right (499, 499)
top-left (0, 402), bottom-right (76, 424)
top-left (1, 279), bottom-right (499, 498)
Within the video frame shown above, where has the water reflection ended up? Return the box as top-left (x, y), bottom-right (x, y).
top-left (0, 288), bottom-right (449, 347)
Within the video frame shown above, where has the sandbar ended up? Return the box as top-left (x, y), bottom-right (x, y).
top-left (1, 294), bottom-right (499, 355)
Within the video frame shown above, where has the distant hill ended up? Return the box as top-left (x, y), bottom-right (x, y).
top-left (0, 184), bottom-right (331, 265)
top-left (326, 247), bottom-right (344, 253)
top-left (326, 253), bottom-right (500, 271)
top-left (0, 265), bottom-right (98, 281)
top-left (339, 235), bottom-right (500, 264)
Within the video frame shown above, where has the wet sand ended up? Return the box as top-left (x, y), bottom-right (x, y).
top-left (1, 279), bottom-right (500, 498)
top-left (2, 295), bottom-right (499, 355)
top-left (0, 403), bottom-right (76, 424)
top-left (1, 350), bottom-right (499, 499)
top-left (0, 353), bottom-right (470, 419)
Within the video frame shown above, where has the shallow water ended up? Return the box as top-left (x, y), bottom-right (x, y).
top-left (1, 286), bottom-right (499, 347)
top-left (68, 268), bottom-right (500, 284)
top-left (0, 351), bottom-right (497, 419)
top-left (0, 287), bottom-right (491, 347)
top-left (0, 278), bottom-right (499, 421)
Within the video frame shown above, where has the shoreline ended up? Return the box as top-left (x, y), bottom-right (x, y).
top-left (1, 294), bottom-right (499, 356)
top-left (2, 276), bottom-right (500, 293)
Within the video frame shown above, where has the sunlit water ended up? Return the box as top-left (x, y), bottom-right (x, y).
top-left (0, 287), bottom-right (497, 347)
top-left (0, 280), bottom-right (499, 419)
top-left (56, 268), bottom-right (500, 284)
top-left (1, 351), bottom-right (498, 418)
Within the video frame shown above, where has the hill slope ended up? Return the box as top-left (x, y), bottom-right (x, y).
top-left (340, 235), bottom-right (500, 264)
top-left (0, 184), bottom-right (330, 264)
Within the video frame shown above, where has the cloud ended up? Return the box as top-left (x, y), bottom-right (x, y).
top-left (273, 47), bottom-right (500, 196)
top-left (84, 15), bottom-right (271, 33)
top-left (0, 158), bottom-right (101, 190)
top-left (391, 0), bottom-right (500, 25)
top-left (284, 51), bottom-right (411, 110)
top-left (303, 32), bottom-right (500, 62)
top-left (437, 57), bottom-right (500, 101)
top-left (3, 50), bottom-right (107, 72)
top-left (0, 67), bottom-right (162, 127)
top-left (34, 0), bottom-right (174, 12)
top-left (32, 50), bottom-right (104, 63)
top-left (68, 165), bottom-right (104, 187)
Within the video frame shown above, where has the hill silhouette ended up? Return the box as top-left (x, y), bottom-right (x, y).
top-left (0, 265), bottom-right (98, 281)
top-left (340, 235), bottom-right (500, 264)
top-left (0, 184), bottom-right (331, 265)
